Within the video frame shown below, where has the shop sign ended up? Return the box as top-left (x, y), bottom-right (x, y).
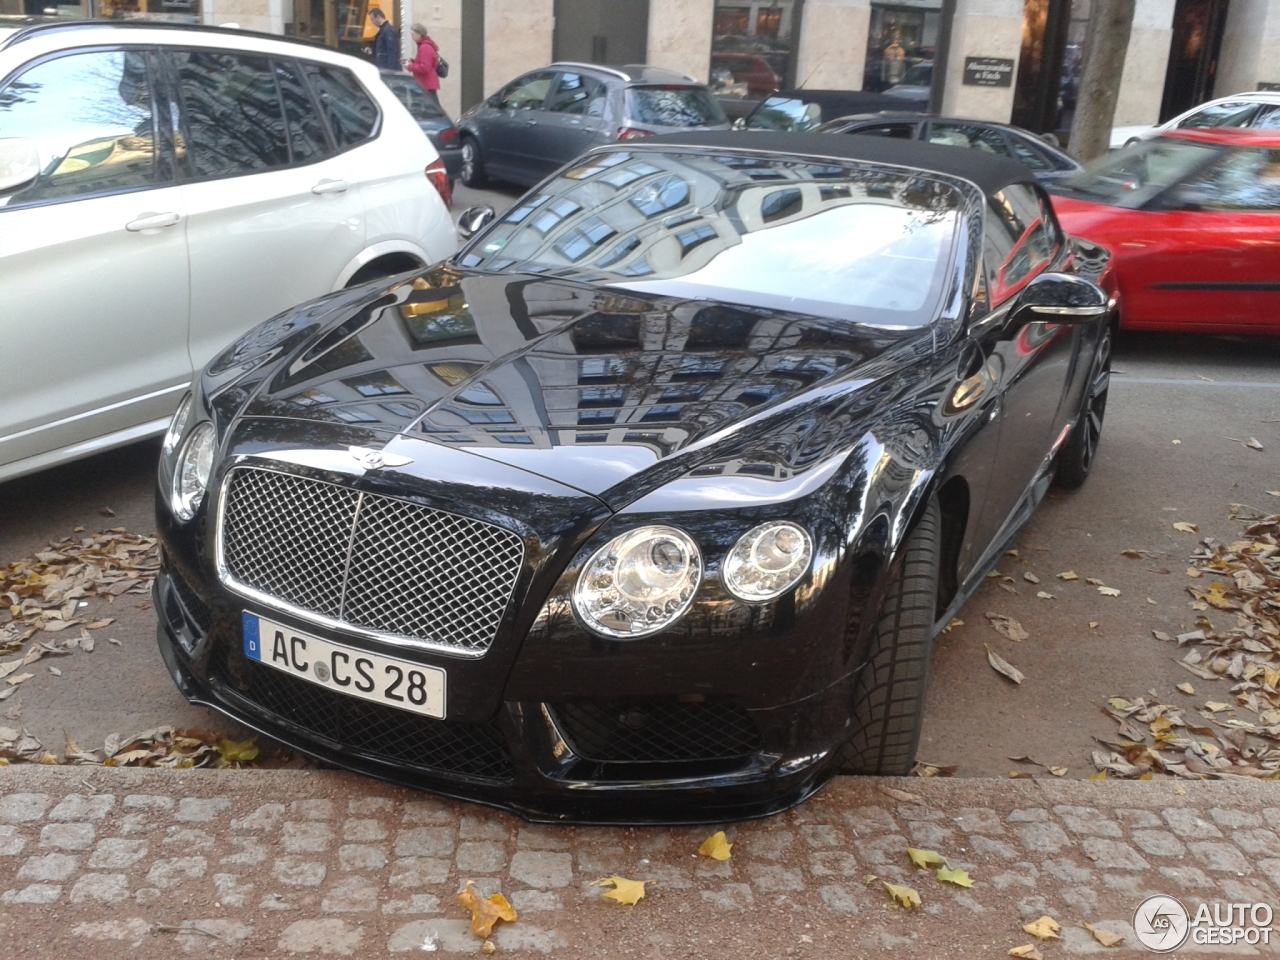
top-left (962, 57), bottom-right (1014, 87)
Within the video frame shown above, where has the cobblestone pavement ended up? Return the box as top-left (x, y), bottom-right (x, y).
top-left (1, 769), bottom-right (1278, 957)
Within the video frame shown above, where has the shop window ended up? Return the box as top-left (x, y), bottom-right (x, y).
top-left (710, 0), bottom-right (798, 99)
top-left (863, 2), bottom-right (940, 94)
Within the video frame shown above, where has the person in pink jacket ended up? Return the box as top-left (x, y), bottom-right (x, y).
top-left (402, 24), bottom-right (441, 106)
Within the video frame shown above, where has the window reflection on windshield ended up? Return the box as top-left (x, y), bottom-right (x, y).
top-left (1055, 138), bottom-right (1218, 209)
top-left (747, 97), bottom-right (824, 132)
top-left (459, 150), bottom-right (963, 327)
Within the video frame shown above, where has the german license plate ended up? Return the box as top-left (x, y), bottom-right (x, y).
top-left (242, 613), bottom-right (446, 719)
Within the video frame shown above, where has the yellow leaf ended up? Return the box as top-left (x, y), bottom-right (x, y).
top-left (216, 738), bottom-right (260, 764)
top-left (1009, 946), bottom-right (1044, 960)
top-left (1057, 570), bottom-right (1079, 580)
top-left (907, 847), bottom-right (945, 869)
top-left (883, 881), bottom-right (921, 909)
top-left (1023, 916), bottom-right (1062, 940)
top-left (1176, 682), bottom-right (1195, 695)
top-left (936, 865), bottom-right (972, 888)
top-left (1097, 586), bottom-right (1121, 597)
top-left (1107, 697), bottom-right (1132, 711)
top-left (1089, 771), bottom-right (1107, 781)
top-left (1082, 922), bottom-right (1125, 947)
top-left (1150, 717), bottom-right (1173, 736)
top-left (1173, 522), bottom-right (1199, 533)
top-left (1048, 766), bottom-right (1067, 777)
top-left (697, 831), bottom-right (732, 861)
top-left (1088, 621), bottom-right (1100, 629)
top-left (456, 880), bottom-right (518, 937)
top-left (592, 876), bottom-right (648, 906)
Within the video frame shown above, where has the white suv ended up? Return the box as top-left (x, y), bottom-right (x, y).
top-left (0, 21), bottom-right (457, 482)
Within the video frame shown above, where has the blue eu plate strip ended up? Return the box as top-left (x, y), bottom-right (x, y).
top-left (242, 612), bottom-right (261, 661)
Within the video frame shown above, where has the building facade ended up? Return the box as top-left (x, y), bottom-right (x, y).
top-left (16, 0), bottom-right (1280, 137)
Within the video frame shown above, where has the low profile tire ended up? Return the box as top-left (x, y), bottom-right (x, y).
top-left (460, 136), bottom-right (487, 188)
top-left (839, 495), bottom-right (941, 776)
top-left (1054, 326), bottom-right (1112, 489)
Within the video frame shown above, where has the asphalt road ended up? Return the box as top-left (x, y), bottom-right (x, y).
top-left (1, 182), bottom-right (1276, 778)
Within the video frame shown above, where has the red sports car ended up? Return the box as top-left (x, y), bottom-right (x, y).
top-left (1050, 129), bottom-right (1280, 334)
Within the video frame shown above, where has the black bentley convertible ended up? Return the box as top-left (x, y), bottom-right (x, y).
top-left (155, 133), bottom-right (1114, 822)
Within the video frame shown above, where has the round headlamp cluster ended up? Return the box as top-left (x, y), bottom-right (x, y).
top-left (572, 525), bottom-right (702, 638)
top-left (722, 521), bottom-right (813, 602)
top-left (170, 421), bottom-right (216, 521)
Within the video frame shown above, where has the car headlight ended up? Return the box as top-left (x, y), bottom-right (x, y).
top-left (170, 421), bottom-right (215, 521)
top-left (722, 521), bottom-right (812, 602)
top-left (162, 392), bottom-right (193, 460)
top-left (572, 525), bottom-right (702, 638)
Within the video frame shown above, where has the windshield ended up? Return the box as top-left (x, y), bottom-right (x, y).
top-left (626, 86), bottom-right (727, 127)
top-left (458, 150), bottom-right (963, 327)
top-left (898, 63), bottom-right (933, 86)
top-left (1053, 137), bottom-right (1221, 208)
top-left (747, 96), bottom-right (824, 132)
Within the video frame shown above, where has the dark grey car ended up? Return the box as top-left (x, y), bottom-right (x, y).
top-left (456, 62), bottom-right (730, 187)
top-left (814, 112), bottom-right (1082, 184)
top-left (380, 71), bottom-right (463, 182)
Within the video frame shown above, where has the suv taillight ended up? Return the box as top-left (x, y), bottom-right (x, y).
top-left (617, 127), bottom-right (654, 141)
top-left (439, 125), bottom-right (459, 144)
top-left (425, 158), bottom-right (452, 210)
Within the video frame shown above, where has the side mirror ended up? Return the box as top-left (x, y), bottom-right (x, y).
top-left (486, 95), bottom-right (502, 109)
top-left (0, 138), bottom-right (41, 195)
top-left (1012, 272), bottom-right (1108, 324)
top-left (456, 204), bottom-right (496, 240)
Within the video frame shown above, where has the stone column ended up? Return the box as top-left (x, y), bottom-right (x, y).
top-left (647, 0), bottom-right (714, 82)
top-left (408, 0), bottom-right (464, 118)
top-left (940, 0), bottom-right (1024, 122)
top-left (795, 0), bottom-right (871, 90)
top-left (483, 0), bottom-right (554, 95)
top-left (1113, 0), bottom-right (1174, 127)
top-left (1216, 0), bottom-right (1280, 95)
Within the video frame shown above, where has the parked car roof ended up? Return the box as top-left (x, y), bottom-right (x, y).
top-left (647, 130), bottom-right (1038, 196)
top-left (762, 88), bottom-right (930, 117)
top-left (547, 61), bottom-right (697, 85)
top-left (0, 16), bottom-right (330, 52)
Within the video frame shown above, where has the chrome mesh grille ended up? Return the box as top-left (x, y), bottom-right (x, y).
top-left (220, 466), bottom-right (525, 654)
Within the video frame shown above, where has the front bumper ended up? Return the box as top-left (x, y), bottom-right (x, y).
top-left (155, 566), bottom-right (844, 824)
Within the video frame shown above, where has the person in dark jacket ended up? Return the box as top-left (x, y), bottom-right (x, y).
top-left (402, 23), bottom-right (441, 106)
top-left (369, 8), bottom-right (400, 72)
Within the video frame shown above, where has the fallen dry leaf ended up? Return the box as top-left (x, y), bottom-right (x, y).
top-left (985, 644), bottom-right (1024, 684)
top-left (1082, 922), bottom-right (1125, 947)
top-left (1087, 577), bottom-right (1105, 586)
top-left (593, 876), bottom-right (648, 906)
top-left (1036, 591), bottom-right (1055, 600)
top-left (1023, 916), bottom-right (1062, 940)
top-left (1120, 549), bottom-right (1143, 559)
top-left (907, 847), bottom-right (945, 869)
top-left (875, 784), bottom-right (920, 803)
top-left (1176, 682), bottom-right (1195, 695)
top-left (935, 865), bottom-right (972, 888)
top-left (216, 739), bottom-right (260, 765)
top-left (1098, 586), bottom-right (1121, 597)
top-left (1057, 571), bottom-right (1079, 580)
top-left (697, 831), bottom-right (732, 861)
top-left (883, 881), bottom-right (920, 909)
top-left (1048, 766), bottom-right (1067, 777)
top-left (1173, 522), bottom-right (1199, 533)
top-left (1023, 572), bottom-right (1040, 584)
top-left (1089, 771), bottom-right (1106, 781)
top-left (1009, 947), bottom-right (1043, 960)
top-left (986, 612), bottom-right (1028, 642)
top-left (456, 880), bottom-right (517, 937)
top-left (6, 673), bottom-right (33, 686)
top-left (1088, 621), bottom-right (1100, 629)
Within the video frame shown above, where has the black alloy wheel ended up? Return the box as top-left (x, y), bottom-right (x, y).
top-left (839, 495), bottom-right (941, 776)
top-left (1054, 327), bottom-right (1111, 489)
top-left (460, 136), bottom-right (488, 188)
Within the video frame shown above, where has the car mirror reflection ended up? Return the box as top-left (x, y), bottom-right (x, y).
top-left (1011, 272), bottom-right (1109, 325)
top-left (0, 138), bottom-right (41, 196)
top-left (456, 204), bottom-right (496, 240)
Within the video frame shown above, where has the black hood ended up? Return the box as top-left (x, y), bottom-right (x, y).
top-left (232, 267), bottom-right (922, 506)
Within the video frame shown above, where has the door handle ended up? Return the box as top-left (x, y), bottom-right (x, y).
top-left (312, 179), bottom-right (349, 195)
top-left (125, 211), bottom-right (181, 233)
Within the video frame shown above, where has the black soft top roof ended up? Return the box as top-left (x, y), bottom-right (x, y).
top-left (644, 130), bottom-right (1037, 198)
